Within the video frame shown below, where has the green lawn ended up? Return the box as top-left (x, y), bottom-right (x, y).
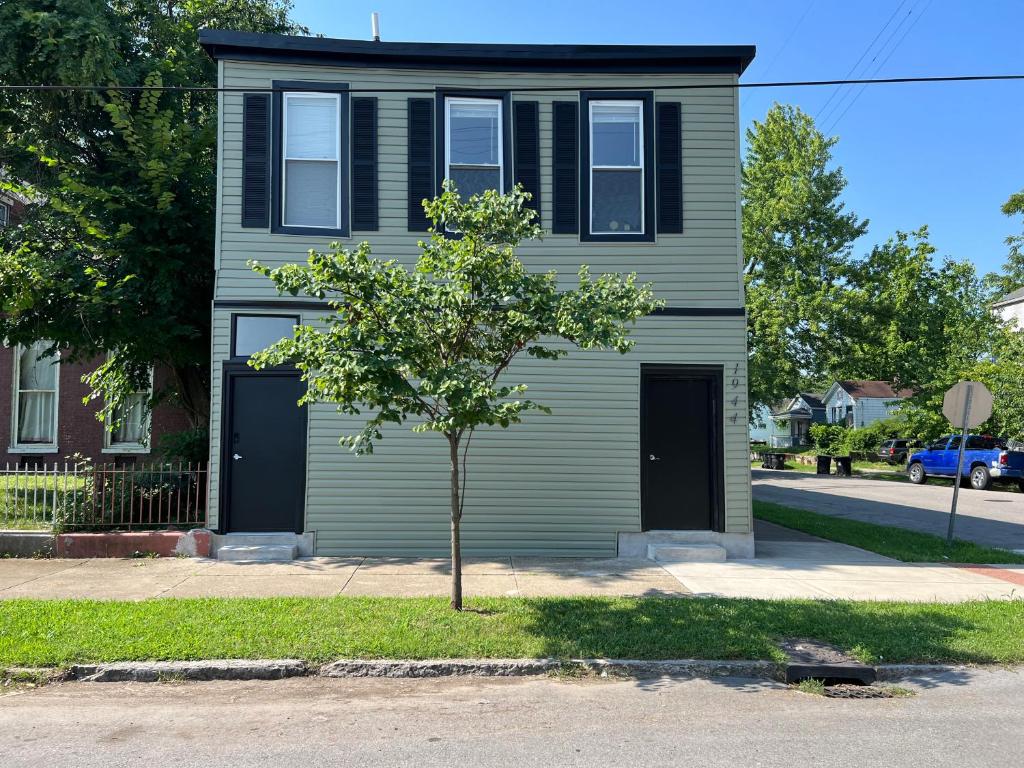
top-left (754, 500), bottom-right (1024, 564)
top-left (1, 596), bottom-right (1022, 667)
top-left (0, 475), bottom-right (86, 530)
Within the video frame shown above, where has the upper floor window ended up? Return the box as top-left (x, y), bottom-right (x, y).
top-left (282, 93), bottom-right (342, 229)
top-left (0, 202), bottom-right (9, 228)
top-left (580, 92), bottom-right (654, 242)
top-left (589, 101), bottom-right (643, 235)
top-left (11, 342), bottom-right (59, 450)
top-left (444, 97), bottom-right (504, 197)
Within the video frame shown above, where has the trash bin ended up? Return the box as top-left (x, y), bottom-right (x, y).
top-left (816, 455), bottom-right (832, 475)
top-left (834, 456), bottom-right (852, 476)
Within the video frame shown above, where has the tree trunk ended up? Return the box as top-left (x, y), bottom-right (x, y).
top-left (448, 433), bottom-right (463, 610)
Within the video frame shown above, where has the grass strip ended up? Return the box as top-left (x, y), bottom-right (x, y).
top-left (754, 500), bottom-right (1024, 564)
top-left (1, 596), bottom-right (1022, 667)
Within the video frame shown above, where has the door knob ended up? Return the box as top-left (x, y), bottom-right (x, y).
top-left (232, 453), bottom-right (243, 461)
top-left (649, 454), bottom-right (661, 461)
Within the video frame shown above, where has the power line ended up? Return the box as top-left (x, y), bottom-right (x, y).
top-left (1, 73), bottom-right (1023, 95)
top-left (814, 0), bottom-right (910, 121)
top-left (745, 0), bottom-right (815, 115)
top-left (818, 0), bottom-right (921, 128)
top-left (823, 0), bottom-right (934, 135)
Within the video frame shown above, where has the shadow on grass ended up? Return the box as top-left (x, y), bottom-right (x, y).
top-left (515, 597), bottom-right (1021, 670)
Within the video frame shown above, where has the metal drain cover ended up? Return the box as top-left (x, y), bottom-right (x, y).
top-left (824, 684), bottom-right (900, 699)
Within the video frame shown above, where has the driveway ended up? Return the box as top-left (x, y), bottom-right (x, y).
top-left (753, 469), bottom-right (1024, 552)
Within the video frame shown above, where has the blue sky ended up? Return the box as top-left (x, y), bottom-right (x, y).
top-left (290, 0), bottom-right (1023, 276)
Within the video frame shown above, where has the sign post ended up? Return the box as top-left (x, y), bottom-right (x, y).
top-left (941, 381), bottom-right (994, 545)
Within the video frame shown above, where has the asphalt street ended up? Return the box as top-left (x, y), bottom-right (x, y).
top-left (2, 670), bottom-right (1022, 767)
top-left (753, 469), bottom-right (1024, 552)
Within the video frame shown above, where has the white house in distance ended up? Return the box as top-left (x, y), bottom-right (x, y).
top-left (822, 380), bottom-right (911, 428)
top-left (993, 287), bottom-right (1024, 328)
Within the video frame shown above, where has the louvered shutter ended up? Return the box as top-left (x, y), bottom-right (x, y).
top-left (551, 101), bottom-right (579, 234)
top-left (241, 94), bottom-right (271, 228)
top-left (350, 97), bottom-right (378, 231)
top-left (407, 98), bottom-right (434, 231)
top-left (513, 101), bottom-right (541, 223)
top-left (656, 102), bottom-right (683, 234)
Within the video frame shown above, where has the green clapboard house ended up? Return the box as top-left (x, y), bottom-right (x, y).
top-left (199, 30), bottom-right (756, 560)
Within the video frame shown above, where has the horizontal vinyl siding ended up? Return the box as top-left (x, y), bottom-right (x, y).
top-left (217, 61), bottom-right (742, 307)
top-left (220, 314), bottom-right (748, 557)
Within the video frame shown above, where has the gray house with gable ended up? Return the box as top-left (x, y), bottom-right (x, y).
top-left (199, 30), bottom-right (756, 560)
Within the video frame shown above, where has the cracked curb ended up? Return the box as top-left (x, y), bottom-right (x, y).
top-left (15, 659), bottom-right (991, 683)
top-left (70, 659), bottom-right (307, 682)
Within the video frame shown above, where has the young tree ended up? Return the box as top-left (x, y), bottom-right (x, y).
top-left (249, 186), bottom-right (659, 610)
top-left (0, 0), bottom-right (306, 428)
top-left (742, 104), bottom-right (867, 412)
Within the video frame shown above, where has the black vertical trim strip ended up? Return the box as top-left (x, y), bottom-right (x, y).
top-left (656, 101), bottom-right (683, 233)
top-left (407, 97), bottom-right (434, 231)
top-left (513, 100), bottom-right (541, 223)
top-left (551, 100), bottom-right (579, 234)
top-left (241, 94), bottom-right (271, 228)
top-left (350, 97), bottom-right (378, 231)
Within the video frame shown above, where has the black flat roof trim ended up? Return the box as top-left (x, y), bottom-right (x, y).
top-left (199, 30), bottom-right (755, 75)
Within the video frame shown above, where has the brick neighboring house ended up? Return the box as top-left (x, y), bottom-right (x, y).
top-left (0, 188), bottom-right (192, 466)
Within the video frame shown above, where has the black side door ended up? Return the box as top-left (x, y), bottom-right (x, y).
top-left (222, 368), bottom-right (307, 533)
top-left (640, 365), bottom-right (723, 531)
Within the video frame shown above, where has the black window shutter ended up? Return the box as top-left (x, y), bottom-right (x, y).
top-left (241, 94), bottom-right (270, 228)
top-left (513, 100), bottom-right (541, 224)
top-left (351, 97), bottom-right (378, 231)
top-left (551, 101), bottom-right (578, 234)
top-left (656, 101), bottom-right (683, 234)
top-left (407, 98), bottom-right (434, 231)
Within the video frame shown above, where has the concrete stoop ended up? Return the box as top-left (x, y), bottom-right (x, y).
top-left (647, 543), bottom-right (727, 563)
top-left (212, 533), bottom-right (312, 562)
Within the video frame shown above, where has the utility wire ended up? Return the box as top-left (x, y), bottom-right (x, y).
top-left (744, 0), bottom-right (815, 115)
top-left (818, 0), bottom-right (921, 128)
top-left (814, 0), bottom-right (910, 121)
top-left (1, 73), bottom-right (1023, 94)
top-left (823, 0), bottom-right (934, 135)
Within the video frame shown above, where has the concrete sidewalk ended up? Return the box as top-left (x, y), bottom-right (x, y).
top-left (1, 524), bottom-right (1021, 601)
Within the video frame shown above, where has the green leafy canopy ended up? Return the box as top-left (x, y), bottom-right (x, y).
top-left (249, 184), bottom-right (661, 454)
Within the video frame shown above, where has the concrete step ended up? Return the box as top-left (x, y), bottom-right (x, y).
top-left (647, 543), bottom-right (727, 563)
top-left (214, 533), bottom-right (299, 547)
top-left (217, 544), bottom-right (298, 562)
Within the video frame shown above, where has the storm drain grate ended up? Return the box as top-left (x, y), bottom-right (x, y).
top-left (823, 684), bottom-right (903, 699)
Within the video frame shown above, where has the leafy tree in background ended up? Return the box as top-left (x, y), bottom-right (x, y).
top-left (841, 227), bottom-right (995, 393)
top-left (742, 104), bottom-right (867, 413)
top-left (0, 0), bottom-right (306, 428)
top-left (986, 189), bottom-right (1024, 299)
top-left (250, 186), bottom-right (659, 610)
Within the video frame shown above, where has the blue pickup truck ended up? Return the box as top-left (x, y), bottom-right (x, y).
top-left (907, 435), bottom-right (1024, 491)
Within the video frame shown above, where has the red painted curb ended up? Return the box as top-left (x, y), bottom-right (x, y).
top-left (951, 563), bottom-right (1024, 588)
top-left (55, 530), bottom-right (210, 558)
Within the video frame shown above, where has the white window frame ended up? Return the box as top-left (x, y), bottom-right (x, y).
top-left (102, 366), bottom-right (154, 454)
top-left (444, 97), bottom-right (504, 195)
top-left (588, 99), bottom-right (645, 236)
top-left (281, 91), bottom-right (342, 229)
top-left (10, 342), bottom-right (60, 453)
top-left (0, 202), bottom-right (9, 228)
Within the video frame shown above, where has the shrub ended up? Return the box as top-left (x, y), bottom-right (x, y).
top-left (809, 423), bottom-right (846, 454)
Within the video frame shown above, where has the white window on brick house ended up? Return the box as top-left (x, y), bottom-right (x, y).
top-left (103, 368), bottom-right (154, 453)
top-left (11, 342), bottom-right (59, 451)
top-left (0, 202), bottom-right (9, 228)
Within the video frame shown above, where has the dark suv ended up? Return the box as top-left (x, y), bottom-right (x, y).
top-left (877, 439), bottom-right (912, 465)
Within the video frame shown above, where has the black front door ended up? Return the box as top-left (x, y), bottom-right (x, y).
top-left (640, 366), bottom-right (723, 531)
top-left (223, 369), bottom-right (307, 532)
